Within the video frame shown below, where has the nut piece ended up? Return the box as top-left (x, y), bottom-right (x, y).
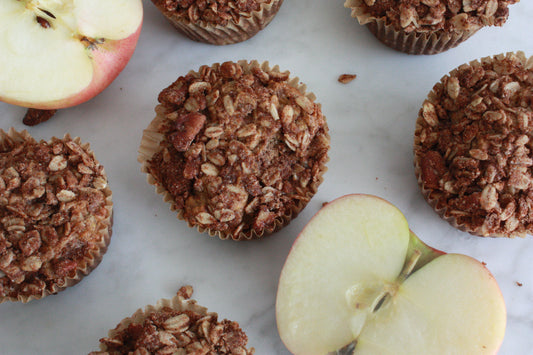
top-left (171, 112), bottom-right (207, 152)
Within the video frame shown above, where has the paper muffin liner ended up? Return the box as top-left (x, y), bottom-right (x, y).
top-left (138, 60), bottom-right (330, 241)
top-left (93, 286), bottom-right (255, 355)
top-left (414, 52), bottom-right (533, 238)
top-left (0, 128), bottom-right (113, 303)
top-left (99, 289), bottom-right (211, 352)
top-left (152, 0), bottom-right (284, 45)
top-left (344, 0), bottom-right (479, 55)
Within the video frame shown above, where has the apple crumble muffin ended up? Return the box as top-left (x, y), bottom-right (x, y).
top-left (0, 129), bottom-right (112, 302)
top-left (414, 52), bottom-right (533, 237)
top-left (139, 60), bottom-right (329, 240)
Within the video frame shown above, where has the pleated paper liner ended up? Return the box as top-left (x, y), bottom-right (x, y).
top-left (414, 52), bottom-right (533, 238)
top-left (0, 128), bottom-right (113, 303)
top-left (138, 60), bottom-right (330, 241)
top-left (344, 0), bottom-right (480, 55)
top-left (151, 0), bottom-right (284, 45)
top-left (92, 286), bottom-right (254, 354)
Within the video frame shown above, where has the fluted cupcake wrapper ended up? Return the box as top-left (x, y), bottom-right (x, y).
top-left (152, 0), bottom-right (284, 45)
top-left (345, 0), bottom-right (479, 55)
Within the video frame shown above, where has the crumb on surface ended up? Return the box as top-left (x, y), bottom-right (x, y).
top-left (338, 74), bottom-right (357, 84)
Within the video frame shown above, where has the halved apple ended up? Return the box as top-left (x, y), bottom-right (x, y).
top-left (0, 0), bottom-right (143, 109)
top-left (276, 194), bottom-right (506, 355)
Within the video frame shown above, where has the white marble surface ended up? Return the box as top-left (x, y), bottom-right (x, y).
top-left (0, 1), bottom-right (532, 354)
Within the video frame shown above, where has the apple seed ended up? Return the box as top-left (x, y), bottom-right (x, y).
top-left (79, 36), bottom-right (105, 50)
top-left (38, 8), bottom-right (56, 19)
top-left (36, 16), bottom-right (51, 28)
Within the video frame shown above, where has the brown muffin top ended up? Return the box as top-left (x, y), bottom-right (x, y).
top-left (0, 133), bottom-right (111, 301)
top-left (154, 0), bottom-right (270, 26)
top-left (145, 61), bottom-right (329, 240)
top-left (414, 52), bottom-right (533, 237)
top-left (91, 286), bottom-right (254, 355)
top-left (355, 0), bottom-right (519, 33)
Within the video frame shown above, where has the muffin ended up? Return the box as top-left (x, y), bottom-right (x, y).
top-left (0, 129), bottom-right (113, 302)
top-left (150, 0), bottom-right (284, 45)
top-left (90, 286), bottom-right (254, 354)
top-left (344, 0), bottom-right (520, 55)
top-left (139, 60), bottom-right (330, 240)
top-left (414, 51), bottom-right (533, 237)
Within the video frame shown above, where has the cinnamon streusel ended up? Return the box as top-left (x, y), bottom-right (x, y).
top-left (139, 60), bottom-right (329, 240)
top-left (89, 286), bottom-right (254, 355)
top-left (414, 51), bottom-right (533, 237)
top-left (0, 129), bottom-right (112, 302)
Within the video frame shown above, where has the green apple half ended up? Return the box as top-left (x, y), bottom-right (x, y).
top-left (0, 0), bottom-right (143, 109)
top-left (276, 194), bottom-right (506, 355)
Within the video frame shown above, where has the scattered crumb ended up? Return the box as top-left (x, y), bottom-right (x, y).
top-left (516, 281), bottom-right (523, 287)
top-left (482, 261), bottom-right (487, 266)
top-left (22, 108), bottom-right (57, 126)
top-left (338, 74), bottom-right (357, 84)
top-left (376, 177), bottom-right (379, 181)
top-left (322, 201), bottom-right (329, 207)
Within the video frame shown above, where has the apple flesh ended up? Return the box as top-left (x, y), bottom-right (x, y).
top-left (0, 0), bottom-right (143, 109)
top-left (276, 194), bottom-right (506, 355)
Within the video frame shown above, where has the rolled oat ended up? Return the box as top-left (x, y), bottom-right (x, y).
top-left (414, 52), bottom-right (533, 237)
top-left (140, 60), bottom-right (329, 240)
top-left (0, 129), bottom-right (112, 302)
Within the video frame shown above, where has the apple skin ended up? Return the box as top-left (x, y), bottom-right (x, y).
top-left (276, 194), bottom-right (411, 355)
top-left (0, 22), bottom-right (142, 110)
top-left (276, 194), bottom-right (506, 355)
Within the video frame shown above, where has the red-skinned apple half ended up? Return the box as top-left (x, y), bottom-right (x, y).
top-left (276, 194), bottom-right (506, 355)
top-left (0, 0), bottom-right (143, 110)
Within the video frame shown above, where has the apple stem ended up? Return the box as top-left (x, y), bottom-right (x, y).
top-left (398, 249), bottom-right (422, 282)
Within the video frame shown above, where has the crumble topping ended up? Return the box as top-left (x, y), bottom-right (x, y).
top-left (0, 135), bottom-right (111, 299)
top-left (414, 52), bottom-right (533, 237)
top-left (147, 61), bottom-right (329, 239)
top-left (155, 0), bottom-right (269, 26)
top-left (358, 0), bottom-right (519, 33)
top-left (91, 286), bottom-right (254, 355)
top-left (22, 108), bottom-right (57, 126)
